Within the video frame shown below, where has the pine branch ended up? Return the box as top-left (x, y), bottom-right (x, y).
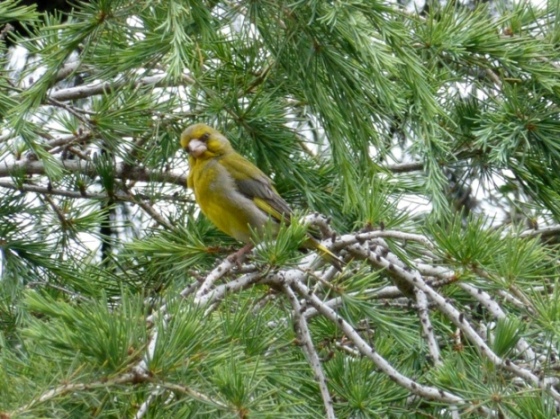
top-left (285, 272), bottom-right (469, 407)
top-left (139, 224), bottom-right (560, 415)
top-left (283, 284), bottom-right (335, 419)
top-left (0, 180), bottom-right (193, 203)
top-left (48, 74), bottom-right (182, 102)
top-left (414, 288), bottom-right (442, 366)
top-left (384, 161), bottom-right (425, 173)
top-left (520, 225), bottom-right (560, 238)
top-left (122, 188), bottom-right (174, 230)
top-left (0, 159), bottom-right (187, 186)
top-left (13, 371), bottom-right (151, 416)
top-left (347, 241), bottom-right (560, 403)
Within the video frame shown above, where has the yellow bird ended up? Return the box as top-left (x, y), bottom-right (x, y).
top-left (180, 123), bottom-right (343, 270)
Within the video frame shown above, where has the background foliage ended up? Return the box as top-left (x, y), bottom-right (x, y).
top-left (1, 0), bottom-right (560, 417)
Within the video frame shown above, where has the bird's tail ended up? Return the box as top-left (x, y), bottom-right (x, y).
top-left (303, 236), bottom-right (345, 271)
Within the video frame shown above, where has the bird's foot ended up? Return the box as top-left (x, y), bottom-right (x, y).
top-left (227, 244), bottom-right (254, 269)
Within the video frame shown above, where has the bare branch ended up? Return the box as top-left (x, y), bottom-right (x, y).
top-left (414, 288), bottom-right (442, 366)
top-left (124, 189), bottom-right (174, 230)
top-left (45, 131), bottom-right (94, 151)
top-left (49, 74), bottom-right (169, 102)
top-left (280, 269), bottom-right (467, 406)
top-left (520, 224), bottom-right (560, 238)
top-left (0, 180), bottom-right (193, 204)
top-left (384, 161), bottom-right (425, 173)
top-left (283, 285), bottom-right (335, 419)
top-left (195, 271), bottom-right (264, 307)
top-left (0, 159), bottom-right (187, 186)
top-left (14, 371), bottom-right (150, 415)
top-left (54, 61), bottom-right (82, 83)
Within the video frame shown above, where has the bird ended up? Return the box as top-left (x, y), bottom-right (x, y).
top-left (179, 123), bottom-right (343, 270)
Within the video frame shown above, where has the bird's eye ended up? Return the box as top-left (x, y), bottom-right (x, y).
top-left (199, 133), bottom-right (210, 142)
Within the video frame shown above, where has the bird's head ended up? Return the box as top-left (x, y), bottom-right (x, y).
top-left (180, 124), bottom-right (233, 160)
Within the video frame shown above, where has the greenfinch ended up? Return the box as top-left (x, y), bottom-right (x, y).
top-left (180, 123), bottom-right (343, 270)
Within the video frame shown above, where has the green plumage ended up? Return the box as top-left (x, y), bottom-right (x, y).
top-left (181, 123), bottom-right (343, 270)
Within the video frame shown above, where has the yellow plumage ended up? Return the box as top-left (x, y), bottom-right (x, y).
top-left (180, 123), bottom-right (343, 270)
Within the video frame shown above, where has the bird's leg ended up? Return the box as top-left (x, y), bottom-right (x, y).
top-left (227, 243), bottom-right (254, 268)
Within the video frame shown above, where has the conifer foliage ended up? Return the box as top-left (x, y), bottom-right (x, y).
top-left (1, 0), bottom-right (560, 417)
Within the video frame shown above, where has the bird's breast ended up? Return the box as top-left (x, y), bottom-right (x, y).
top-left (190, 159), bottom-right (272, 242)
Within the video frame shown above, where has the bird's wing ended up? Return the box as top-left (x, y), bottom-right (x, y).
top-left (220, 153), bottom-right (292, 223)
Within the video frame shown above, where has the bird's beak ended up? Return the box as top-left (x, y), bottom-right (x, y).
top-left (187, 139), bottom-right (207, 158)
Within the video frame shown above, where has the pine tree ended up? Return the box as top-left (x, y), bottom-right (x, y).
top-left (1, 0), bottom-right (560, 417)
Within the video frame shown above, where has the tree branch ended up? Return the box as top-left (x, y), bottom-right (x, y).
top-left (347, 241), bottom-right (560, 403)
top-left (283, 284), bottom-right (336, 419)
top-left (0, 159), bottom-right (187, 186)
top-left (48, 74), bottom-right (171, 102)
top-left (414, 287), bottom-right (442, 366)
top-left (282, 270), bottom-right (468, 406)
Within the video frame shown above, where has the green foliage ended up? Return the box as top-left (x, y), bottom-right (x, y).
top-left (532, 281), bottom-right (560, 331)
top-left (327, 355), bottom-right (407, 416)
top-left (123, 217), bottom-right (228, 288)
top-left (1, 0), bottom-right (560, 417)
top-left (490, 316), bottom-right (523, 358)
top-left (429, 215), bottom-right (504, 267)
top-left (251, 214), bottom-right (309, 268)
top-left (0, 0), bottom-right (39, 25)
top-left (346, 175), bottom-right (408, 230)
top-left (23, 290), bottom-right (147, 372)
